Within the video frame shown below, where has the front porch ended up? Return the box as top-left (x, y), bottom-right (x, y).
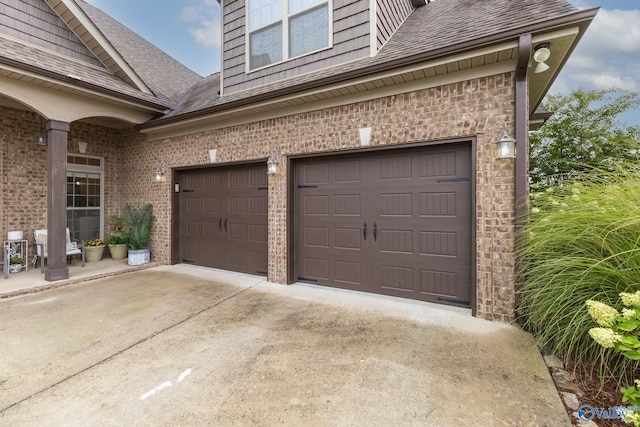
top-left (0, 258), bottom-right (163, 299)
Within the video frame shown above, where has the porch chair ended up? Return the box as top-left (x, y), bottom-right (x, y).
top-left (33, 228), bottom-right (85, 273)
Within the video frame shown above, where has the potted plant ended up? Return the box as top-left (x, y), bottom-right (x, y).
top-left (109, 203), bottom-right (156, 266)
top-left (9, 256), bottom-right (23, 273)
top-left (84, 238), bottom-right (105, 262)
top-left (105, 231), bottom-right (128, 260)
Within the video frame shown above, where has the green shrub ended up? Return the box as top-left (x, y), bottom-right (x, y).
top-left (517, 166), bottom-right (640, 378)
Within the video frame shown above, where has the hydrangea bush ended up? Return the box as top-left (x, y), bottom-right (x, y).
top-left (587, 291), bottom-right (640, 426)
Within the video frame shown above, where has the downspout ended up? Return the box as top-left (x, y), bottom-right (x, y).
top-left (515, 34), bottom-right (531, 227)
top-left (513, 34), bottom-right (531, 319)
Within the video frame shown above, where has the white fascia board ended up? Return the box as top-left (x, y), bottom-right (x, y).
top-left (59, 0), bottom-right (152, 95)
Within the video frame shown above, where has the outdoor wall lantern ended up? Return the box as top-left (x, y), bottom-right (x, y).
top-left (496, 130), bottom-right (516, 159)
top-left (35, 133), bottom-right (47, 146)
top-left (154, 165), bottom-right (166, 182)
top-left (267, 155), bottom-right (279, 175)
top-left (533, 43), bottom-right (551, 74)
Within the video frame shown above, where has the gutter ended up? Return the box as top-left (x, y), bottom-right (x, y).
top-left (140, 7), bottom-right (598, 130)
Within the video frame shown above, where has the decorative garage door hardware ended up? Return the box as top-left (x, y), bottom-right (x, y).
top-left (179, 164), bottom-right (268, 276)
top-left (295, 144), bottom-right (472, 307)
top-left (362, 223), bottom-right (378, 241)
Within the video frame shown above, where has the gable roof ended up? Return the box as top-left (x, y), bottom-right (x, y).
top-left (73, 0), bottom-right (201, 105)
top-left (0, 0), bottom-right (201, 111)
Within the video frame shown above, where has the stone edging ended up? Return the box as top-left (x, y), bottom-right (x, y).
top-left (542, 350), bottom-right (599, 426)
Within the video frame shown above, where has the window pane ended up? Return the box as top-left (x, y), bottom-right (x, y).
top-left (250, 23), bottom-right (283, 69)
top-left (249, 0), bottom-right (282, 30)
top-left (289, 0), bottom-right (322, 14)
top-left (67, 209), bottom-right (100, 242)
top-left (289, 5), bottom-right (328, 58)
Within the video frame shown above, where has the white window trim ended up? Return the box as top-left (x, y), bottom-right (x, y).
top-left (67, 154), bottom-right (105, 240)
top-left (245, 0), bottom-right (333, 73)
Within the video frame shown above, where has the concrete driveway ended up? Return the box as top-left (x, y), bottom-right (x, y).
top-left (0, 265), bottom-right (569, 426)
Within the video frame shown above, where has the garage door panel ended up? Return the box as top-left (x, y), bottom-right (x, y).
top-left (334, 260), bottom-right (361, 285)
top-left (379, 229), bottom-right (413, 254)
top-left (418, 151), bottom-right (457, 177)
top-left (333, 194), bottom-right (360, 216)
top-left (380, 193), bottom-right (412, 216)
top-left (180, 164), bottom-right (268, 275)
top-left (333, 227), bottom-right (361, 250)
top-left (297, 143), bottom-right (471, 307)
top-left (380, 265), bottom-right (414, 291)
top-left (419, 269), bottom-right (459, 297)
top-left (304, 227), bottom-right (329, 248)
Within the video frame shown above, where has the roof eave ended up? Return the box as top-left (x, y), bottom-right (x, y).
top-left (141, 7), bottom-right (599, 130)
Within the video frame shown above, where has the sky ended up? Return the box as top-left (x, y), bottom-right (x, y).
top-left (84, 0), bottom-right (639, 125)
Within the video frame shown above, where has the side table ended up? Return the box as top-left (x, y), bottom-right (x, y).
top-left (3, 239), bottom-right (28, 279)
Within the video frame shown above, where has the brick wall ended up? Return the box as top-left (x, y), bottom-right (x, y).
top-left (118, 72), bottom-right (519, 321)
top-left (0, 106), bottom-right (122, 259)
top-left (0, 72), bottom-right (519, 321)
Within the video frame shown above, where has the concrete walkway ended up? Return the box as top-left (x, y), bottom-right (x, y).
top-left (0, 265), bottom-right (569, 426)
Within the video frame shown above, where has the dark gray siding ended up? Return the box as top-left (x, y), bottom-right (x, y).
top-left (0, 0), bottom-right (103, 67)
top-left (222, 0), bottom-right (371, 95)
top-left (376, 0), bottom-right (413, 50)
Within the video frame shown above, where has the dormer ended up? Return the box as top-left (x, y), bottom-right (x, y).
top-left (220, 0), bottom-right (421, 96)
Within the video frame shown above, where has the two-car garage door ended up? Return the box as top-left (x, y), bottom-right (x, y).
top-left (178, 143), bottom-right (471, 307)
top-left (296, 143), bottom-right (471, 306)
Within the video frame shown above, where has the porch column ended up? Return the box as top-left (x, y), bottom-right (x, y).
top-left (45, 120), bottom-right (69, 281)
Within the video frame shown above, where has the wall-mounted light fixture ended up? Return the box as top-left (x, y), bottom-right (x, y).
top-left (267, 155), bottom-right (279, 175)
top-left (78, 141), bottom-right (88, 154)
top-left (154, 165), bottom-right (166, 182)
top-left (533, 43), bottom-right (551, 73)
top-left (35, 134), bottom-right (47, 146)
top-left (496, 130), bottom-right (516, 159)
top-left (359, 127), bottom-right (372, 147)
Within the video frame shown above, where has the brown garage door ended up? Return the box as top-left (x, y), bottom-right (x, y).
top-left (296, 143), bottom-right (471, 306)
top-left (180, 164), bottom-right (268, 275)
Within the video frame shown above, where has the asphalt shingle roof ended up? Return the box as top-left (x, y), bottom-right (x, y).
top-left (75, 0), bottom-right (201, 105)
top-left (159, 0), bottom-right (582, 121)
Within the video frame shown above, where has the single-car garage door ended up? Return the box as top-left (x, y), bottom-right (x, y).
top-left (296, 143), bottom-right (471, 306)
top-left (180, 164), bottom-right (268, 275)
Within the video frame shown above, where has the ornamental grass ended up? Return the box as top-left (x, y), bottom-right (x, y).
top-left (516, 166), bottom-right (640, 380)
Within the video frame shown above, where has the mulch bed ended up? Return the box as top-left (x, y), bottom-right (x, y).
top-left (564, 360), bottom-right (628, 426)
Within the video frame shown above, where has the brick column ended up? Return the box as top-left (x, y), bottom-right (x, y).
top-left (45, 120), bottom-right (69, 281)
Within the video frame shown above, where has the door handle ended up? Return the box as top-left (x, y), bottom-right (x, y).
top-left (224, 218), bottom-right (228, 232)
top-left (219, 218), bottom-right (222, 231)
top-left (363, 222), bottom-right (367, 240)
top-left (373, 223), bottom-right (377, 241)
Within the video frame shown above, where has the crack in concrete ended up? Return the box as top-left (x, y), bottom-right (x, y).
top-left (0, 280), bottom-right (265, 413)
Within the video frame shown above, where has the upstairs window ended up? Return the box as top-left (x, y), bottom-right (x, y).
top-left (248, 0), bottom-right (330, 71)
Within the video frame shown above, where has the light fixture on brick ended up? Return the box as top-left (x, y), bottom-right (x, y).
top-left (35, 133), bottom-right (47, 146)
top-left (359, 127), bottom-right (372, 146)
top-left (154, 165), bottom-right (166, 182)
top-left (267, 155), bottom-right (279, 175)
top-left (496, 129), bottom-right (516, 159)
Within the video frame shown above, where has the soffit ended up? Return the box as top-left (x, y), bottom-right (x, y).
top-left (142, 43), bottom-right (520, 139)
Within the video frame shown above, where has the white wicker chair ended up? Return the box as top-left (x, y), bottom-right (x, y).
top-left (34, 228), bottom-right (85, 273)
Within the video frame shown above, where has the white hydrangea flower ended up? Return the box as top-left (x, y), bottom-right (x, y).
top-left (621, 291), bottom-right (640, 307)
top-left (623, 308), bottom-right (637, 319)
top-left (586, 300), bottom-right (619, 327)
top-left (588, 327), bottom-right (622, 348)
